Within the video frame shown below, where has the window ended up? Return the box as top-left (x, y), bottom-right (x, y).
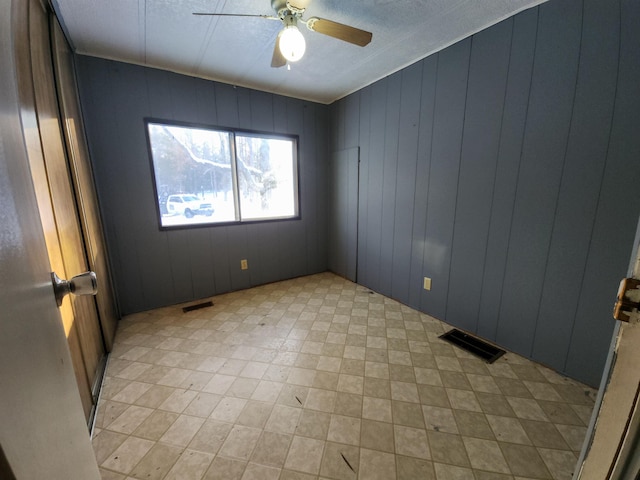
top-left (146, 120), bottom-right (299, 228)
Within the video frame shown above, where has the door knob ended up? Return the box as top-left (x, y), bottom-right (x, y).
top-left (51, 271), bottom-right (98, 307)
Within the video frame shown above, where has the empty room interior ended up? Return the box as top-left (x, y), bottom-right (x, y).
top-left (1, 0), bottom-right (640, 479)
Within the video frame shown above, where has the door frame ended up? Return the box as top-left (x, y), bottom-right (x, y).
top-left (575, 214), bottom-right (640, 479)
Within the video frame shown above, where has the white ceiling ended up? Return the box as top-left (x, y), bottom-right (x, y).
top-left (53, 0), bottom-right (547, 104)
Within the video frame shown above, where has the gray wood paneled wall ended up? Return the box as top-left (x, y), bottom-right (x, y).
top-left (75, 57), bottom-right (328, 315)
top-left (328, 0), bottom-right (640, 386)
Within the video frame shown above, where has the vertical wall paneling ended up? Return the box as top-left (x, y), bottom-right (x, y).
top-left (407, 56), bottom-right (438, 310)
top-left (280, 99), bottom-right (307, 280)
top-left (327, 0), bottom-right (639, 385)
top-left (312, 104), bottom-right (329, 275)
top-left (495, 0), bottom-right (582, 355)
top-left (391, 63), bottom-right (422, 303)
top-left (532, 0), bottom-right (620, 372)
top-left (378, 72), bottom-right (402, 296)
top-left (360, 79), bottom-right (388, 291)
top-left (477, 11), bottom-right (537, 342)
top-left (446, 21), bottom-right (512, 333)
top-left (210, 226), bottom-right (232, 294)
top-left (420, 39), bottom-right (470, 319)
top-left (355, 89), bottom-right (369, 285)
top-left (564, 0), bottom-right (640, 382)
top-left (328, 147), bottom-right (359, 282)
top-left (76, 58), bottom-right (328, 313)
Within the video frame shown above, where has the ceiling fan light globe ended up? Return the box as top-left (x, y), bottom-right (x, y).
top-left (279, 26), bottom-right (305, 62)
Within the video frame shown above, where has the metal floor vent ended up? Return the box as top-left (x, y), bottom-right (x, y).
top-left (182, 301), bottom-right (213, 313)
top-left (439, 329), bottom-right (505, 364)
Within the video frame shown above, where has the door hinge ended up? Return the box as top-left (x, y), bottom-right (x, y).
top-left (613, 277), bottom-right (640, 323)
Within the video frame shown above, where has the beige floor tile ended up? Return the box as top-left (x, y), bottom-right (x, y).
top-left (132, 384), bottom-right (176, 409)
top-left (453, 409), bottom-right (495, 440)
top-left (241, 463), bottom-right (281, 480)
top-left (132, 410), bottom-right (179, 440)
top-left (227, 377), bottom-right (260, 399)
top-left (555, 424), bottom-right (588, 451)
top-left (305, 388), bottom-right (337, 412)
top-left (461, 437), bottom-right (510, 474)
top-left (218, 425), bottom-right (262, 460)
top-left (446, 389), bottom-right (482, 412)
top-left (396, 456), bottom-right (436, 480)
top-left (433, 462), bottom-right (475, 479)
top-left (313, 371), bottom-right (339, 390)
top-left (284, 436), bottom-right (325, 474)
top-left (296, 409), bottom-right (331, 439)
top-left (250, 380), bottom-right (283, 403)
top-left (327, 414), bottom-right (361, 445)
top-left (537, 448), bottom-right (578, 480)
top-left (210, 396), bottom-right (247, 423)
top-left (94, 274), bottom-right (595, 480)
top-left (287, 367), bottom-right (317, 386)
top-left (500, 443), bottom-right (552, 478)
top-left (159, 414), bottom-right (206, 447)
top-left (391, 381), bottom-right (420, 403)
top-left (414, 367), bottom-right (444, 386)
top-left (100, 436), bottom-right (155, 474)
top-left (319, 441), bottom-right (359, 480)
top-left (362, 396), bottom-right (392, 422)
top-left (188, 419), bottom-right (233, 454)
top-left (277, 384), bottom-right (309, 407)
top-left (250, 431), bottom-right (291, 467)
top-left (183, 392), bottom-right (222, 418)
top-left (422, 405), bottom-right (459, 434)
top-left (336, 374), bottom-right (364, 395)
top-left (428, 431), bottom-right (471, 467)
top-left (202, 373), bottom-right (236, 395)
top-left (363, 376), bottom-right (391, 399)
top-left (361, 419), bottom-right (394, 452)
top-left (235, 400), bottom-right (273, 428)
top-left (476, 392), bottom-right (516, 417)
top-left (264, 404), bottom-right (302, 434)
top-left (106, 405), bottom-right (154, 434)
top-left (538, 400), bottom-right (585, 426)
top-left (334, 392), bottom-right (362, 417)
top-left (203, 456), bottom-right (246, 480)
top-left (317, 355), bottom-right (342, 372)
top-left (129, 443), bottom-right (183, 480)
top-left (394, 424), bottom-right (431, 460)
top-left (98, 468), bottom-right (126, 480)
top-left (158, 388), bottom-right (199, 413)
top-left (359, 448), bottom-right (397, 480)
top-left (486, 415), bottom-right (531, 445)
top-left (393, 400), bottom-right (426, 428)
top-left (92, 429), bottom-right (128, 465)
top-left (111, 381), bottom-right (153, 404)
top-left (519, 420), bottom-right (569, 449)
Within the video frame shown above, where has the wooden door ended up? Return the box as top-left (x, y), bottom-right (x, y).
top-left (51, 15), bottom-right (118, 350)
top-left (19, 0), bottom-right (106, 422)
top-left (0, 0), bottom-right (101, 476)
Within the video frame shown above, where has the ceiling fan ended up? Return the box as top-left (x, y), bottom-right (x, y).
top-left (194, 0), bottom-right (373, 68)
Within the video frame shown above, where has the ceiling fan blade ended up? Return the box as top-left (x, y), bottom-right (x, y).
top-left (193, 13), bottom-right (278, 20)
top-left (271, 32), bottom-right (287, 68)
top-left (306, 17), bottom-right (372, 47)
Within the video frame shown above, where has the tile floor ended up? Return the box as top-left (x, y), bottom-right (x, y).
top-left (93, 272), bottom-right (597, 480)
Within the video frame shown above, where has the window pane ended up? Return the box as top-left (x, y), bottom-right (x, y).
top-left (148, 123), bottom-right (237, 226)
top-left (235, 135), bottom-right (298, 221)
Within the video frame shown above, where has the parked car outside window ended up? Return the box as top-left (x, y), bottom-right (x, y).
top-left (166, 194), bottom-right (213, 218)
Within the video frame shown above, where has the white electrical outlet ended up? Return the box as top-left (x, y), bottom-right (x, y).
top-left (241, 259), bottom-right (248, 270)
top-left (423, 277), bottom-right (432, 291)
